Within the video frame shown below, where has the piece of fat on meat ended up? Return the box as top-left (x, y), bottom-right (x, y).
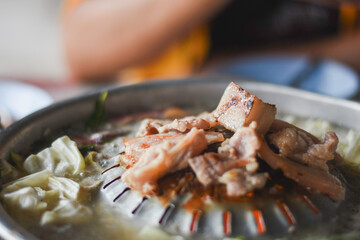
top-left (213, 82), bottom-right (276, 134)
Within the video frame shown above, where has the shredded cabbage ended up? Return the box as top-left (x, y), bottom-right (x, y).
top-left (23, 136), bottom-right (85, 177)
top-left (280, 116), bottom-right (332, 139)
top-left (338, 130), bottom-right (360, 166)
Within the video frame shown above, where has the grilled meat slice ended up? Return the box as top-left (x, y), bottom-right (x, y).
top-left (136, 118), bottom-right (172, 136)
top-left (122, 128), bottom-right (208, 195)
top-left (268, 128), bottom-right (338, 171)
top-left (259, 120), bottom-right (345, 200)
top-left (136, 113), bottom-right (217, 137)
top-left (213, 82), bottom-right (276, 134)
top-left (123, 132), bottom-right (224, 166)
top-left (188, 124), bottom-right (266, 197)
top-left (219, 169), bottom-right (268, 197)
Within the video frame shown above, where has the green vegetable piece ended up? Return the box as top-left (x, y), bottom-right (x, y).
top-left (0, 158), bottom-right (21, 184)
top-left (79, 144), bottom-right (96, 157)
top-left (0, 117), bottom-right (4, 130)
top-left (87, 91), bottom-right (108, 129)
top-left (223, 237), bottom-right (245, 240)
top-left (10, 152), bottom-right (24, 170)
top-left (84, 152), bottom-right (97, 165)
top-left (236, 237), bottom-right (245, 240)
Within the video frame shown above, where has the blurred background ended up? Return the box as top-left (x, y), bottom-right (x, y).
top-left (0, 0), bottom-right (360, 127)
top-left (0, 0), bottom-right (66, 81)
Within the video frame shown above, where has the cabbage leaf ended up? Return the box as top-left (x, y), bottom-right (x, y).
top-left (48, 176), bottom-right (85, 202)
top-left (338, 130), bottom-right (360, 166)
top-left (41, 199), bottom-right (92, 225)
top-left (1, 170), bottom-right (91, 225)
top-left (23, 136), bottom-right (85, 177)
top-left (2, 187), bottom-right (48, 212)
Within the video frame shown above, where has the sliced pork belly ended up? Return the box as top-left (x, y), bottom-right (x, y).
top-left (197, 112), bottom-right (219, 128)
top-left (259, 120), bottom-right (345, 200)
top-left (188, 153), bottom-right (224, 186)
top-left (270, 119), bottom-right (344, 163)
top-left (219, 169), bottom-right (268, 197)
top-left (123, 134), bottom-right (183, 166)
top-left (136, 114), bottom-right (215, 137)
top-left (203, 132), bottom-right (225, 145)
top-left (268, 128), bottom-right (338, 171)
top-left (218, 123), bottom-right (260, 168)
top-left (122, 128), bottom-right (208, 195)
top-left (158, 117), bottom-right (210, 134)
top-left (213, 82), bottom-right (276, 134)
top-left (123, 132), bottom-right (224, 166)
top-left (136, 119), bottom-right (171, 136)
top-left (188, 124), bottom-right (267, 196)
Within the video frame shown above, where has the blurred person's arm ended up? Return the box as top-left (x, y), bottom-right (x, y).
top-left (64, 0), bottom-right (229, 80)
top-left (277, 30), bottom-right (360, 74)
top-left (308, 31), bottom-right (360, 72)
